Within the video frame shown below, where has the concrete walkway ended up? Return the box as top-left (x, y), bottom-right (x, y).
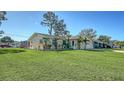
top-left (113, 50), bottom-right (124, 53)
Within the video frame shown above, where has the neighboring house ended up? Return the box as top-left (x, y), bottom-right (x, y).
top-left (11, 41), bottom-right (21, 48)
top-left (20, 41), bottom-right (29, 48)
top-left (0, 41), bottom-right (21, 48)
top-left (0, 41), bottom-right (12, 48)
top-left (28, 33), bottom-right (112, 50)
top-left (11, 41), bottom-right (29, 48)
top-left (0, 43), bottom-right (11, 48)
top-left (0, 40), bottom-right (29, 48)
top-left (0, 42), bottom-right (12, 48)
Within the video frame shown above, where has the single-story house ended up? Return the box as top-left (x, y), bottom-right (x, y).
top-left (28, 33), bottom-right (112, 50)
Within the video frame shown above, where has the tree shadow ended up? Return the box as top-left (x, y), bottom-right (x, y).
top-left (0, 48), bottom-right (26, 55)
top-left (41, 48), bottom-right (74, 51)
top-left (84, 49), bottom-right (112, 52)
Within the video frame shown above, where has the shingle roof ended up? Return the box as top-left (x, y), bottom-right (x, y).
top-left (34, 33), bottom-right (50, 36)
top-left (28, 33), bottom-right (52, 41)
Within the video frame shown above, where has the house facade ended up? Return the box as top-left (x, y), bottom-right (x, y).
top-left (28, 33), bottom-right (112, 50)
top-left (28, 33), bottom-right (53, 50)
top-left (69, 36), bottom-right (94, 49)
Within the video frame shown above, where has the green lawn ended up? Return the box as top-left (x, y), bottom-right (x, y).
top-left (0, 48), bottom-right (124, 81)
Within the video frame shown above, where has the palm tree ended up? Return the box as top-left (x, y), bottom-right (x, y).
top-left (77, 35), bottom-right (83, 49)
top-left (114, 41), bottom-right (124, 49)
top-left (98, 35), bottom-right (111, 44)
top-left (98, 35), bottom-right (111, 48)
top-left (79, 28), bottom-right (97, 50)
top-left (63, 30), bottom-right (71, 48)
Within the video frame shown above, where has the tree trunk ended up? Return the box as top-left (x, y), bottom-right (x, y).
top-left (55, 38), bottom-right (57, 50)
top-left (78, 42), bottom-right (81, 49)
top-left (62, 36), bottom-right (64, 50)
top-left (49, 25), bottom-right (52, 50)
top-left (62, 40), bottom-right (63, 50)
top-left (120, 45), bottom-right (122, 49)
top-left (84, 42), bottom-right (87, 50)
top-left (68, 37), bottom-right (69, 48)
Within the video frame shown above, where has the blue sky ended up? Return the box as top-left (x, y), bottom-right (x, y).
top-left (0, 11), bottom-right (124, 41)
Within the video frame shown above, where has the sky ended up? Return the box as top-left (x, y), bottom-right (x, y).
top-left (0, 11), bottom-right (124, 41)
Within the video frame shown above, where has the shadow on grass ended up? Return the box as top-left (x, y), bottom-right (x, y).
top-left (0, 48), bottom-right (26, 55)
top-left (84, 49), bottom-right (113, 52)
top-left (40, 48), bottom-right (113, 53)
top-left (41, 48), bottom-right (74, 52)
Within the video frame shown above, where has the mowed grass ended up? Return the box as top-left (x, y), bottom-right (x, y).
top-left (0, 48), bottom-right (124, 81)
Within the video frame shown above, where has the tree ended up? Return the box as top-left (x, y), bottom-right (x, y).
top-left (119, 41), bottom-right (124, 49)
top-left (58, 20), bottom-right (67, 49)
top-left (112, 40), bottom-right (119, 48)
top-left (113, 40), bottom-right (124, 49)
top-left (64, 30), bottom-right (71, 48)
top-left (0, 11), bottom-right (7, 26)
top-left (0, 11), bottom-right (7, 37)
top-left (53, 19), bottom-right (67, 49)
top-left (1, 36), bottom-right (14, 45)
top-left (41, 11), bottom-right (69, 50)
top-left (79, 28), bottom-right (97, 50)
top-left (0, 30), bottom-right (4, 37)
top-left (98, 35), bottom-right (111, 45)
top-left (41, 11), bottom-right (59, 50)
top-left (77, 35), bottom-right (83, 49)
top-left (41, 11), bottom-right (58, 35)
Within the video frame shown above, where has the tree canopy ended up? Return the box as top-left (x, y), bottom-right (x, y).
top-left (80, 28), bottom-right (97, 41)
top-left (98, 35), bottom-right (111, 44)
top-left (78, 28), bottom-right (97, 49)
top-left (41, 11), bottom-right (58, 35)
top-left (0, 11), bottom-right (7, 26)
top-left (0, 11), bottom-right (7, 37)
top-left (112, 40), bottom-right (124, 48)
top-left (0, 36), bottom-right (14, 44)
top-left (41, 11), bottom-right (70, 49)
